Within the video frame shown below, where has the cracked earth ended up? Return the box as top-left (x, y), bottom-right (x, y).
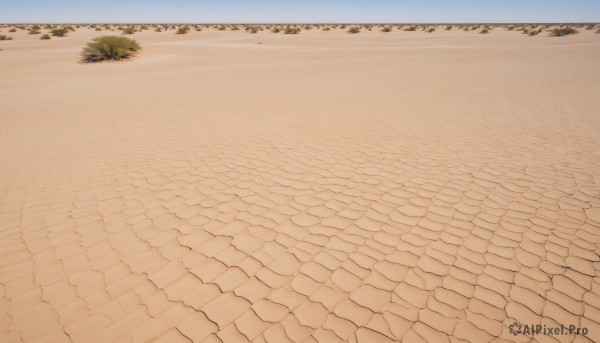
top-left (1, 29), bottom-right (600, 342)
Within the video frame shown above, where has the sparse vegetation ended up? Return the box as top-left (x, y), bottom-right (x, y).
top-left (446, 25), bottom-right (452, 30)
top-left (284, 27), bottom-right (300, 34)
top-left (51, 28), bottom-right (68, 37)
top-left (404, 26), bottom-right (416, 31)
top-left (480, 29), bottom-right (488, 34)
top-left (0, 35), bottom-right (13, 40)
top-left (40, 34), bottom-right (51, 40)
top-left (323, 27), bottom-right (331, 31)
top-left (348, 27), bottom-right (360, 34)
top-left (176, 26), bottom-right (190, 34)
top-left (550, 28), bottom-right (579, 36)
top-left (9, 28), bottom-right (17, 32)
top-left (427, 28), bottom-right (435, 33)
top-left (381, 27), bottom-right (392, 32)
top-left (81, 35), bottom-right (141, 62)
top-left (122, 27), bottom-right (136, 35)
top-left (271, 27), bottom-right (280, 33)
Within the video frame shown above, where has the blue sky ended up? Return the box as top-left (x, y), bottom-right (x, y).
top-left (2, 0), bottom-right (599, 23)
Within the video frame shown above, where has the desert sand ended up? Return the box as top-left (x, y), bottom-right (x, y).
top-left (1, 26), bottom-right (600, 343)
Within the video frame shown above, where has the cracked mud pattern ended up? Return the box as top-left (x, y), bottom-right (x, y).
top-left (1, 31), bottom-right (600, 343)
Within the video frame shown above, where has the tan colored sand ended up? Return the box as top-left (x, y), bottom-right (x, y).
top-left (1, 26), bottom-right (600, 343)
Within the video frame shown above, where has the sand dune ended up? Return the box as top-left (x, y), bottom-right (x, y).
top-left (1, 26), bottom-right (600, 342)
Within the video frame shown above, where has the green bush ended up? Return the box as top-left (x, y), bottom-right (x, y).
top-left (348, 27), bottom-right (360, 34)
top-left (40, 34), bottom-right (51, 40)
top-left (51, 28), bottom-right (68, 37)
top-left (176, 26), bottom-right (190, 34)
top-left (550, 28), bottom-right (578, 36)
top-left (81, 35), bottom-right (141, 62)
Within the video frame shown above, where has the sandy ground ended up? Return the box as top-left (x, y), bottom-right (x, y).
top-left (1, 26), bottom-right (600, 343)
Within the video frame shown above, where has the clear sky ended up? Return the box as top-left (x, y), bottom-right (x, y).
top-left (2, 0), bottom-right (599, 24)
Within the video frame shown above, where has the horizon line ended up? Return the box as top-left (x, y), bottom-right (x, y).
top-left (2, 21), bottom-right (599, 25)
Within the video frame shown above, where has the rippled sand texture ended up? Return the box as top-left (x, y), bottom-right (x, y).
top-left (1, 28), bottom-right (600, 343)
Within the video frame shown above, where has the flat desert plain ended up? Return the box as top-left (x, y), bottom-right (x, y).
top-left (1, 26), bottom-right (600, 343)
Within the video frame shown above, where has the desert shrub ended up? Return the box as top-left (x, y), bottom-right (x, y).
top-left (140, 25), bottom-right (148, 30)
top-left (9, 28), bottom-right (16, 32)
top-left (596, 28), bottom-right (600, 34)
top-left (122, 27), bottom-right (136, 35)
top-left (40, 34), bottom-right (51, 40)
top-left (271, 27), bottom-right (280, 33)
top-left (284, 27), bottom-right (300, 34)
top-left (586, 25), bottom-right (595, 30)
top-left (0, 35), bottom-right (13, 40)
top-left (249, 27), bottom-right (258, 34)
top-left (480, 29), bottom-right (488, 34)
top-left (381, 27), bottom-right (392, 32)
top-left (427, 28), bottom-right (435, 33)
top-left (81, 35), bottom-right (141, 62)
top-left (529, 30), bottom-right (542, 36)
top-left (95, 27), bottom-right (102, 31)
top-left (218, 26), bottom-right (226, 31)
top-left (29, 29), bottom-right (41, 34)
top-left (323, 27), bottom-right (331, 31)
top-left (155, 28), bottom-right (162, 32)
top-left (446, 25), bottom-right (452, 30)
top-left (550, 28), bottom-right (578, 36)
top-left (348, 27), bottom-right (360, 33)
top-left (340, 25), bottom-right (347, 29)
top-left (231, 26), bottom-right (239, 31)
top-left (51, 28), bottom-right (68, 37)
top-left (404, 26), bottom-right (416, 31)
top-left (176, 26), bottom-right (190, 34)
